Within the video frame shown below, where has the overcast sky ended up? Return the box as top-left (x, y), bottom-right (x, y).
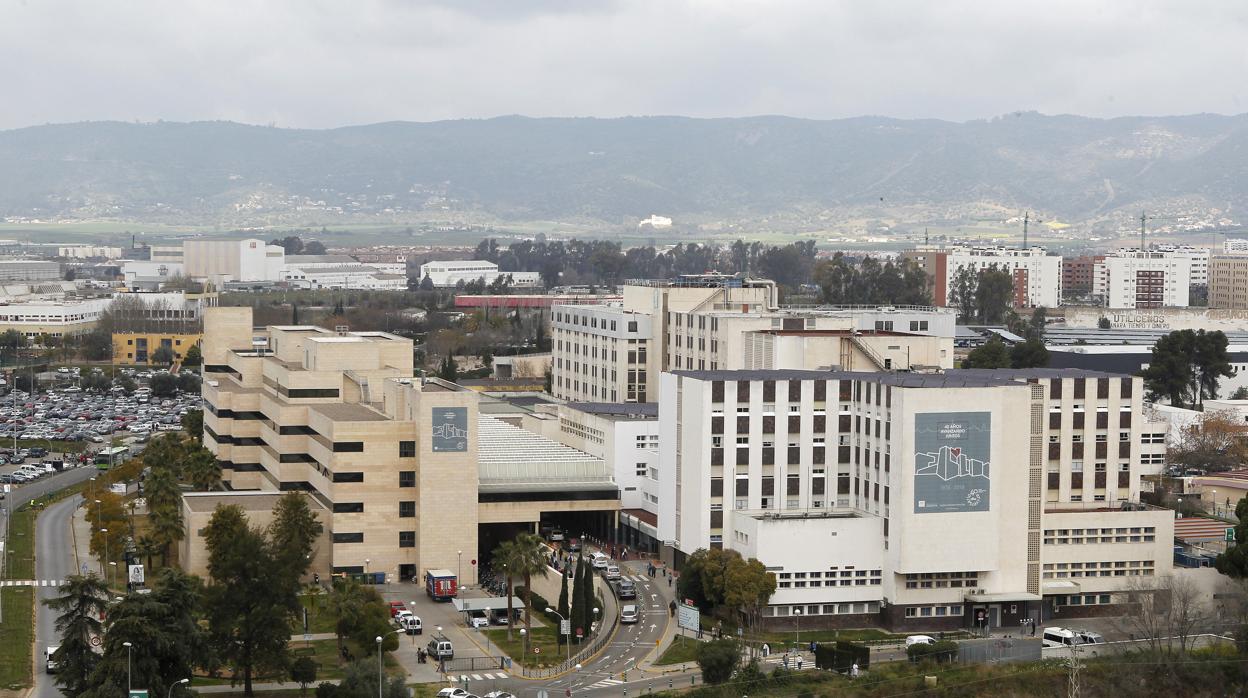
top-left (3, 0), bottom-right (1246, 130)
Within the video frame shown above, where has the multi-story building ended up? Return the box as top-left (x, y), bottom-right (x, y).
top-left (1226, 239), bottom-right (1248, 254)
top-left (524, 402), bottom-right (662, 553)
top-left (552, 276), bottom-right (955, 403)
top-left (417, 260), bottom-right (541, 288)
top-left (182, 239), bottom-right (286, 284)
top-left (904, 246), bottom-right (1062, 308)
top-left (1093, 251), bottom-right (1192, 308)
top-left (1209, 254), bottom-right (1248, 309)
top-left (189, 306), bottom-right (618, 581)
top-left (657, 368), bottom-right (1172, 631)
top-left (551, 276), bottom-right (776, 403)
top-left (0, 298), bottom-right (111, 338)
top-left (113, 333), bottom-right (203, 365)
top-left (1061, 255), bottom-right (1104, 298)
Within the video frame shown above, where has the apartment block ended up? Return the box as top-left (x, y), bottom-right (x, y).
top-left (190, 306), bottom-right (618, 583)
top-left (657, 368), bottom-right (1172, 632)
top-left (904, 246), bottom-right (1062, 308)
top-left (1093, 251), bottom-right (1193, 308)
top-left (1209, 254), bottom-right (1248, 309)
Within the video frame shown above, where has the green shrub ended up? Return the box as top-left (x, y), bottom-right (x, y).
top-left (906, 639), bottom-right (959, 663)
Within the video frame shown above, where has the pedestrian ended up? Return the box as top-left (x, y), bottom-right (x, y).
top-left (668, 575), bottom-right (672, 588)
top-left (810, 640), bottom-right (816, 654)
top-left (797, 656), bottom-right (803, 670)
top-left (851, 662), bottom-right (859, 679)
top-left (762, 643), bottom-right (770, 657)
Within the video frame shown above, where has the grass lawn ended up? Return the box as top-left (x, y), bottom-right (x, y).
top-left (3, 507), bottom-right (35, 580)
top-left (192, 639), bottom-right (403, 686)
top-left (654, 635), bottom-right (701, 666)
top-left (0, 587), bottom-right (34, 689)
top-left (752, 627), bottom-right (968, 646)
top-left (483, 624), bottom-right (571, 668)
top-left (294, 592), bottom-right (338, 635)
top-left (14, 439), bottom-right (91, 454)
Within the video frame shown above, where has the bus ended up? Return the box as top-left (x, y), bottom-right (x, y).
top-left (94, 447), bottom-right (129, 470)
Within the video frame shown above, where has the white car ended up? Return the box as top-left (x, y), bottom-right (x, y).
top-left (467, 610), bottom-right (490, 628)
top-left (905, 635), bottom-right (936, 648)
top-left (436, 689), bottom-right (472, 698)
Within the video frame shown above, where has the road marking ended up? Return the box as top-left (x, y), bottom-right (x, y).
top-left (471, 674), bottom-right (483, 680)
top-left (2, 579), bottom-right (60, 587)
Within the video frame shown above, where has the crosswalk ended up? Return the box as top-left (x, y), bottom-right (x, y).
top-left (761, 652), bottom-right (814, 670)
top-left (1, 579), bottom-right (62, 587)
top-left (453, 671), bottom-right (508, 681)
top-left (581, 677), bottom-right (624, 690)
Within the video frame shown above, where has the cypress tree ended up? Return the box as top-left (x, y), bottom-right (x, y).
top-left (579, 556), bottom-right (595, 640)
top-left (556, 568), bottom-right (571, 647)
top-left (569, 555), bottom-right (585, 641)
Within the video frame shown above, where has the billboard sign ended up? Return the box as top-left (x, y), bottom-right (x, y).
top-left (128, 564), bottom-right (145, 585)
top-left (677, 602), bottom-right (700, 632)
top-left (913, 412), bottom-right (991, 514)
top-left (431, 407), bottom-right (469, 452)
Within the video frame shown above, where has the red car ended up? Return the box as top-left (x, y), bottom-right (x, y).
top-left (389, 601), bottom-right (407, 618)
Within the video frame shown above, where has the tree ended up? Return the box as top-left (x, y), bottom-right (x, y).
top-left (438, 354), bottom-right (459, 382)
top-left (145, 462), bottom-right (184, 565)
top-left (150, 372), bottom-right (178, 397)
top-left (43, 574), bottom-right (111, 696)
top-left (115, 373), bottom-right (137, 395)
top-left (268, 492), bottom-right (324, 588)
top-left (151, 345), bottom-right (176, 366)
top-left (963, 337), bottom-right (1011, 369)
top-left (948, 266), bottom-right (978, 322)
top-left (181, 408), bottom-right (204, 440)
top-left (1232, 387), bottom-right (1248, 400)
top-left (1098, 317), bottom-right (1112, 330)
top-left (290, 656), bottom-right (318, 696)
top-left (182, 343), bottom-right (203, 368)
top-left (1027, 306), bottom-right (1047, 340)
top-left (88, 492), bottom-right (129, 572)
top-left (177, 371), bottom-right (201, 394)
top-left (336, 658), bottom-right (407, 698)
top-left (1169, 412), bottom-right (1248, 474)
top-left (556, 566), bottom-right (571, 647)
top-left (1143, 329), bottom-right (1234, 408)
top-left (1009, 338), bottom-right (1050, 368)
top-left (0, 328), bottom-right (27, 349)
top-left (303, 240), bottom-right (327, 255)
top-left (492, 540), bottom-right (520, 641)
top-left (578, 553), bottom-right (596, 639)
top-left (1194, 330), bottom-right (1234, 402)
top-left (511, 532), bottom-right (549, 637)
top-left (80, 372), bottom-right (111, 393)
top-left (272, 236), bottom-right (305, 255)
top-left (973, 266), bottom-right (1015, 324)
top-left (203, 504), bottom-right (294, 697)
top-left (696, 639), bottom-right (741, 684)
top-left (1217, 497), bottom-right (1248, 579)
top-left (721, 556), bottom-right (777, 652)
top-left (183, 445), bottom-right (221, 490)
top-left (1110, 574), bottom-right (1209, 658)
top-left (78, 330), bottom-right (112, 360)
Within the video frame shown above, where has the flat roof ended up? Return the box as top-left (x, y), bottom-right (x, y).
top-left (183, 491), bottom-right (328, 513)
top-left (310, 403), bottom-right (389, 422)
top-left (566, 402), bottom-right (659, 419)
top-left (308, 336), bottom-right (368, 343)
top-left (754, 329), bottom-right (919, 338)
top-left (672, 367), bottom-right (1135, 386)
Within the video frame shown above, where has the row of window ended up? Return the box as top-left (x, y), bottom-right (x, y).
top-left (904, 605), bottom-right (964, 618)
top-left (762, 601), bottom-right (882, 617)
top-left (330, 502), bottom-right (416, 517)
top-left (333, 531), bottom-right (416, 548)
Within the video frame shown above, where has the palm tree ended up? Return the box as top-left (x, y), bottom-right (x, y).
top-left (43, 573), bottom-right (111, 696)
top-left (327, 579), bottom-right (366, 652)
top-left (491, 540), bottom-right (520, 641)
top-left (511, 532), bottom-right (549, 638)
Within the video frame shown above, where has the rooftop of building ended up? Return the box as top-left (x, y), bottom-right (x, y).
top-left (671, 367), bottom-right (1133, 386)
top-left (477, 415), bottom-right (613, 493)
top-left (309, 402), bottom-right (389, 422)
top-left (753, 329), bottom-right (922, 338)
top-left (183, 491), bottom-right (329, 513)
top-left (1045, 327), bottom-right (1248, 346)
top-left (284, 255), bottom-right (359, 264)
top-left (565, 402), bottom-right (659, 419)
top-left (288, 264), bottom-right (381, 274)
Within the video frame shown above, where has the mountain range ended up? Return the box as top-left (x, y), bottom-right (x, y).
top-left (1, 113), bottom-right (1246, 228)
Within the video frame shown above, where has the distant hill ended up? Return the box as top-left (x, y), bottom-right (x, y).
top-left (1, 113), bottom-right (1246, 227)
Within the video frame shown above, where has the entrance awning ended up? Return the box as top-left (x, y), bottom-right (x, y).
top-left (1042, 581), bottom-right (1081, 594)
top-left (964, 591), bottom-right (1042, 603)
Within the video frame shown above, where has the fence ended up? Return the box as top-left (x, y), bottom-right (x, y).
top-left (516, 599), bottom-right (620, 679)
top-left (441, 656), bottom-right (505, 673)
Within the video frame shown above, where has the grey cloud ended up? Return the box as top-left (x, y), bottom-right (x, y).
top-left (0, 0), bottom-right (1245, 130)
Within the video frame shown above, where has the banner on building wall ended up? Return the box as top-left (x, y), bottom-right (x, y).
top-left (913, 412), bottom-right (991, 514)
top-left (431, 406), bottom-right (469, 452)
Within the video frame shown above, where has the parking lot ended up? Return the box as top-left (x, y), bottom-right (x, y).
top-left (0, 365), bottom-right (201, 490)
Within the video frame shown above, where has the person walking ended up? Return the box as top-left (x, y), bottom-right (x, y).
top-left (762, 643), bottom-right (770, 657)
top-left (851, 662), bottom-right (860, 679)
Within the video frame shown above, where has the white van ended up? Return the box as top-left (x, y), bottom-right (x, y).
top-left (1042, 627), bottom-right (1081, 648)
top-left (399, 613), bottom-right (423, 635)
top-left (427, 635), bottom-right (454, 660)
top-left (45, 646), bottom-right (59, 673)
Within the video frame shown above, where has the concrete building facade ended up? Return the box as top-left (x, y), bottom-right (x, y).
top-left (1093, 251), bottom-right (1193, 309)
top-left (904, 246), bottom-right (1062, 308)
top-left (657, 368), bottom-right (1172, 631)
top-left (1209, 254), bottom-right (1248, 310)
top-left (183, 239), bottom-right (285, 283)
top-left (194, 307), bottom-right (617, 583)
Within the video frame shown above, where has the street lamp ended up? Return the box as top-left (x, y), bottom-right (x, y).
top-left (167, 678), bottom-right (189, 698)
top-left (793, 608), bottom-right (802, 649)
top-left (483, 606), bottom-right (492, 655)
top-left (100, 527), bottom-right (109, 577)
top-left (109, 561), bottom-right (117, 588)
top-left (1212, 489), bottom-right (1218, 517)
top-left (546, 607), bottom-right (571, 662)
top-left (458, 550), bottom-right (463, 590)
top-left (123, 641), bottom-right (132, 693)
top-left (520, 627), bottom-right (528, 657)
top-left (375, 636), bottom-right (383, 698)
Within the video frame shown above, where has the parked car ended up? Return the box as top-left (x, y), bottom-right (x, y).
top-left (905, 635), bottom-right (935, 648)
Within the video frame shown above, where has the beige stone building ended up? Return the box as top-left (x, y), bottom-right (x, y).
top-left (1209, 254), bottom-right (1248, 309)
top-left (190, 306), bottom-right (618, 583)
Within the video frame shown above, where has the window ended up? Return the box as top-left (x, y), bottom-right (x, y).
top-left (332, 472), bottom-right (364, 483)
top-left (399, 501), bottom-right (416, 518)
top-left (399, 441), bottom-right (416, 457)
top-left (332, 532), bottom-right (363, 544)
top-left (399, 471), bottom-right (416, 488)
top-left (333, 441), bottom-right (364, 453)
top-left (399, 531), bottom-right (415, 548)
top-left (332, 502), bottom-right (364, 513)
top-left (636, 463), bottom-right (648, 476)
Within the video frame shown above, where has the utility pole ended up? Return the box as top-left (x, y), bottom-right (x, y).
top-left (1023, 212), bottom-right (1030, 249)
top-left (1140, 210), bottom-right (1147, 252)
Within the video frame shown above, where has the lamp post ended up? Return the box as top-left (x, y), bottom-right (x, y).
top-left (793, 608), bottom-right (802, 650)
top-left (109, 561), bottom-right (117, 588)
top-left (546, 607), bottom-right (571, 662)
top-left (123, 641), bottom-right (132, 693)
top-left (167, 677), bottom-right (189, 698)
top-left (458, 550), bottom-right (463, 590)
top-left (100, 527), bottom-right (109, 578)
top-left (520, 627), bottom-right (527, 657)
top-left (483, 606), bottom-right (492, 655)
top-left (374, 635), bottom-right (383, 698)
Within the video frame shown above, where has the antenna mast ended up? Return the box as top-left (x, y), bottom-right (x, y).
top-left (1023, 212), bottom-right (1029, 249)
top-left (1140, 210), bottom-right (1147, 252)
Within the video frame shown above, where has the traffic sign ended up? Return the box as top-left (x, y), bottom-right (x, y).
top-left (90, 636), bottom-right (102, 647)
top-left (560, 619), bottom-right (571, 635)
top-left (129, 691), bottom-right (148, 698)
top-left (471, 559), bottom-right (477, 566)
top-left (534, 647), bottom-right (541, 654)
top-left (576, 627), bottom-right (584, 638)
top-left (1227, 527), bottom-right (1237, 542)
